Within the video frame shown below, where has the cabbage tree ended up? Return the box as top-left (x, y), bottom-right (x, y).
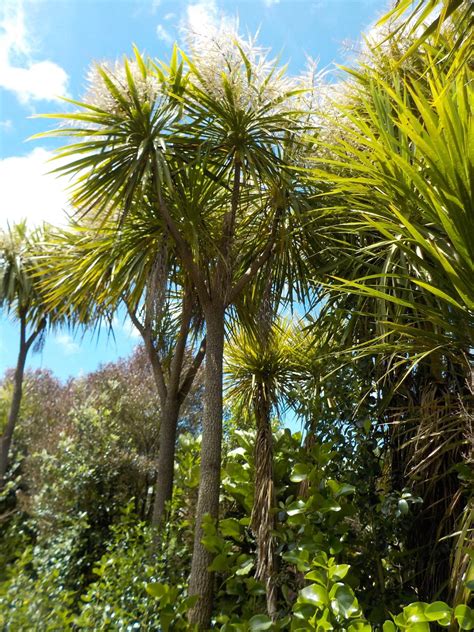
top-left (0, 223), bottom-right (66, 487)
top-left (37, 35), bottom-right (310, 626)
top-left (225, 316), bottom-right (299, 619)
top-left (37, 216), bottom-right (205, 529)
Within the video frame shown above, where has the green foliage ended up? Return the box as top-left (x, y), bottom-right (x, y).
top-left (1, 415), bottom-right (471, 630)
top-left (194, 426), bottom-right (467, 630)
top-left (27, 404), bottom-right (141, 536)
top-left (305, 7), bottom-right (472, 604)
top-left (76, 505), bottom-right (195, 630)
top-left (2, 344), bottom-right (202, 527)
top-left (1, 3), bottom-right (472, 628)
top-left (0, 517), bottom-right (87, 630)
top-left (0, 222), bottom-right (43, 324)
top-left (206, 429), bottom-right (362, 624)
top-left (0, 222), bottom-right (70, 340)
top-left (291, 552), bottom-right (366, 630)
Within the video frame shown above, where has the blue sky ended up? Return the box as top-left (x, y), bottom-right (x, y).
top-left (0, 0), bottom-right (388, 381)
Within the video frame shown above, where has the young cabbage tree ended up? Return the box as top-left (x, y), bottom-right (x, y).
top-left (0, 222), bottom-right (66, 487)
top-left (225, 315), bottom-right (299, 619)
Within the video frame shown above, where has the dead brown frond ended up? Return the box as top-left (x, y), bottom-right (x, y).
top-left (388, 376), bottom-right (473, 600)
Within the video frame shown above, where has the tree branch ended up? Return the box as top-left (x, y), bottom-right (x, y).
top-left (178, 337), bottom-right (206, 406)
top-left (220, 161), bottom-right (241, 264)
top-left (168, 284), bottom-right (194, 397)
top-left (227, 208), bottom-right (282, 306)
top-left (25, 317), bottom-right (46, 353)
top-left (155, 187), bottom-right (209, 306)
top-left (127, 304), bottom-right (168, 404)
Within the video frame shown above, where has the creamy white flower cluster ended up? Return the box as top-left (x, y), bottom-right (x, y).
top-left (84, 60), bottom-right (161, 116)
top-left (188, 26), bottom-right (295, 114)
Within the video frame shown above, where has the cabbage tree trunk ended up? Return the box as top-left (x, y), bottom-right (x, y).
top-left (0, 314), bottom-right (42, 488)
top-left (187, 303), bottom-right (225, 628)
top-left (129, 296), bottom-right (205, 533)
top-left (151, 397), bottom-right (180, 527)
top-left (251, 383), bottom-right (278, 620)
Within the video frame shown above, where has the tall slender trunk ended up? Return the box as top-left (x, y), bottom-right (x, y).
top-left (0, 316), bottom-right (29, 488)
top-left (188, 304), bottom-right (224, 629)
top-left (151, 396), bottom-right (179, 528)
top-left (251, 384), bottom-right (278, 620)
top-left (129, 285), bottom-right (197, 534)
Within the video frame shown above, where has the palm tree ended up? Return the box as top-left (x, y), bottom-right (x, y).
top-left (225, 317), bottom-right (298, 619)
top-left (0, 223), bottom-right (65, 487)
top-left (37, 36), bottom-right (310, 626)
top-left (36, 216), bottom-right (205, 530)
top-left (307, 22), bottom-right (472, 600)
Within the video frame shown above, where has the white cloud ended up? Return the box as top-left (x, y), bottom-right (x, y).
top-left (184, 0), bottom-right (224, 39)
top-left (156, 23), bottom-right (173, 44)
top-left (0, 148), bottom-right (70, 229)
top-left (0, 1), bottom-right (69, 104)
top-left (122, 318), bottom-right (142, 340)
top-left (157, 1), bottom-right (230, 50)
top-left (181, 0), bottom-right (237, 45)
top-left (0, 119), bottom-right (12, 131)
top-left (155, 1), bottom-right (236, 54)
top-left (111, 315), bottom-right (142, 340)
top-left (263, 0), bottom-right (280, 6)
top-left (54, 333), bottom-right (80, 355)
top-left (185, 0), bottom-right (218, 37)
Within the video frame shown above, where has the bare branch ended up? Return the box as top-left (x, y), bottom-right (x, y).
top-left (168, 285), bottom-right (194, 397)
top-left (127, 304), bottom-right (168, 404)
top-left (220, 160), bottom-right (241, 263)
top-left (155, 190), bottom-right (209, 306)
top-left (25, 318), bottom-right (46, 352)
top-left (179, 337), bottom-right (206, 405)
top-left (227, 209), bottom-right (282, 306)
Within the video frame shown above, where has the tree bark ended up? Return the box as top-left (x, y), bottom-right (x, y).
top-left (251, 383), bottom-right (278, 620)
top-left (0, 315), bottom-right (36, 488)
top-left (187, 304), bottom-right (225, 629)
top-left (151, 397), bottom-right (180, 528)
top-left (129, 288), bottom-right (205, 533)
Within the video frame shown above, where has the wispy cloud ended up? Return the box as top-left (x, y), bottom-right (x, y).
top-left (121, 318), bottom-right (142, 340)
top-left (156, 23), bottom-right (173, 45)
top-left (55, 334), bottom-right (80, 356)
top-left (0, 0), bottom-right (69, 104)
top-left (180, 0), bottom-right (237, 45)
top-left (184, 0), bottom-right (218, 37)
top-left (154, 1), bottom-right (236, 52)
top-left (112, 315), bottom-right (142, 341)
top-left (263, 0), bottom-right (280, 7)
top-left (0, 148), bottom-right (70, 229)
top-left (0, 119), bottom-right (12, 131)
